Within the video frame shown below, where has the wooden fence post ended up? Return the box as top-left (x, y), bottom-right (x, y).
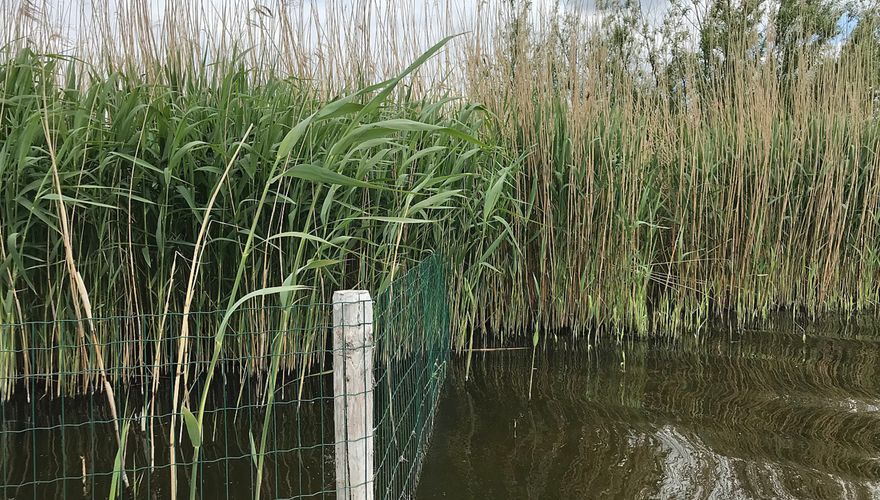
top-left (333, 290), bottom-right (374, 500)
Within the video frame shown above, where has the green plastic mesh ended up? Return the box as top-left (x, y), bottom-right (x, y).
top-left (0, 255), bottom-right (450, 499)
top-left (373, 254), bottom-right (450, 499)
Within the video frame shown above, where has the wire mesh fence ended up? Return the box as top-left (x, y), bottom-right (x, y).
top-left (374, 255), bottom-right (449, 499)
top-left (0, 254), bottom-right (450, 499)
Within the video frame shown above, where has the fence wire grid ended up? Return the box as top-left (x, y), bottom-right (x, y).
top-left (0, 254), bottom-right (450, 499)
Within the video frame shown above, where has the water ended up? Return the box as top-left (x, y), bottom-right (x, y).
top-left (417, 320), bottom-right (880, 499)
top-left (3, 319), bottom-right (879, 498)
top-left (0, 374), bottom-right (337, 499)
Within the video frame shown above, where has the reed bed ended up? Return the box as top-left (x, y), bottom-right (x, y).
top-left (0, 42), bottom-right (509, 393)
top-left (1, 0), bottom-right (879, 385)
top-left (473, 19), bottom-right (880, 340)
top-left (1, 2), bottom-right (878, 496)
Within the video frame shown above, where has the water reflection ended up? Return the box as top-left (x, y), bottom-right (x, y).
top-left (417, 320), bottom-right (880, 499)
top-left (0, 374), bottom-right (335, 499)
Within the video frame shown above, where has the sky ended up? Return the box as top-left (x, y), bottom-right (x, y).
top-left (25, 0), bottom-right (674, 45)
top-left (6, 0), bottom-right (862, 82)
top-left (9, 0), bottom-right (671, 81)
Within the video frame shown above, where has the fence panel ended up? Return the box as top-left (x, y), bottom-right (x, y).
top-left (374, 255), bottom-right (450, 500)
top-left (0, 255), bottom-right (449, 499)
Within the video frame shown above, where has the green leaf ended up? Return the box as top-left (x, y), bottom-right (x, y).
top-left (475, 231), bottom-right (506, 265)
top-left (249, 429), bottom-right (258, 468)
top-left (315, 100), bottom-right (364, 121)
top-left (328, 127), bottom-right (396, 159)
top-left (352, 216), bottom-right (435, 224)
top-left (483, 166), bottom-right (511, 223)
top-left (277, 115), bottom-right (313, 162)
top-left (371, 119), bottom-right (481, 144)
top-left (264, 231), bottom-right (334, 249)
top-left (175, 186), bottom-right (197, 214)
top-left (15, 196), bottom-right (57, 232)
top-left (297, 259), bottom-right (342, 274)
top-left (2, 290), bottom-right (13, 316)
top-left (277, 163), bottom-right (384, 190)
top-left (356, 35), bottom-right (459, 121)
top-left (141, 247), bottom-right (152, 268)
top-left (41, 193), bottom-right (119, 210)
top-left (5, 232), bottom-right (35, 290)
top-left (170, 137), bottom-right (209, 171)
top-left (320, 184), bottom-right (340, 224)
top-left (279, 273), bottom-right (296, 307)
top-left (408, 190), bottom-right (462, 216)
top-left (215, 284), bottom-right (311, 346)
top-left (330, 120), bottom-right (481, 159)
top-left (182, 406), bottom-right (201, 447)
top-left (108, 152), bottom-right (166, 177)
top-left (402, 145), bottom-right (447, 169)
top-left (107, 419), bottom-right (130, 499)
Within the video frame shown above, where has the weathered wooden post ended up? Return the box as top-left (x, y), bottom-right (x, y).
top-left (333, 290), bottom-right (374, 500)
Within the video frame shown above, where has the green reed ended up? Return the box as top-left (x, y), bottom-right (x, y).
top-left (2, 3), bottom-right (879, 497)
top-left (0, 42), bottom-right (518, 388)
top-left (0, 0), bottom-right (878, 390)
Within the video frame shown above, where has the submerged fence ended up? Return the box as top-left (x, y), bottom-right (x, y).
top-left (0, 255), bottom-right (449, 499)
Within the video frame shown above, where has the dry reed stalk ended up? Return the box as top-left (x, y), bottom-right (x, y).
top-left (38, 67), bottom-right (128, 487)
top-left (168, 123), bottom-right (254, 500)
top-left (149, 257), bottom-right (177, 472)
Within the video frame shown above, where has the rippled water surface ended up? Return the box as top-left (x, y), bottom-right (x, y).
top-left (417, 321), bottom-right (880, 499)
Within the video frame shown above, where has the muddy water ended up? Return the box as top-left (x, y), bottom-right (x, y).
top-left (3, 319), bottom-right (879, 499)
top-left (417, 320), bottom-right (880, 499)
top-left (0, 375), bottom-right (336, 499)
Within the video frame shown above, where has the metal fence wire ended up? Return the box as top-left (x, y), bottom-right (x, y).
top-left (0, 254), bottom-right (450, 499)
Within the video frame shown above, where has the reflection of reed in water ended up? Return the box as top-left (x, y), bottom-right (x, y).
top-left (418, 324), bottom-right (880, 499)
top-left (0, 372), bottom-right (335, 499)
top-left (0, 306), bottom-right (341, 497)
top-left (0, 306), bottom-right (337, 402)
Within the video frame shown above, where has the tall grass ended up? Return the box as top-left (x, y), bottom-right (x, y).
top-left (2, 1), bottom-right (878, 496)
top-left (469, 5), bottom-right (880, 340)
top-left (0, 32), bottom-right (517, 496)
top-left (0, 46), bottom-right (514, 391)
top-left (1, 0), bottom-right (878, 375)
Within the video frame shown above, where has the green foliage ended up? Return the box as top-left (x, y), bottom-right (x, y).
top-left (181, 407), bottom-right (201, 447)
top-left (2, 2), bottom-right (878, 497)
top-left (0, 48), bottom-right (518, 394)
top-left (0, 0), bottom-right (878, 384)
top-left (107, 418), bottom-right (131, 499)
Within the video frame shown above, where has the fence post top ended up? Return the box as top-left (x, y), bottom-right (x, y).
top-left (332, 290), bottom-right (372, 303)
